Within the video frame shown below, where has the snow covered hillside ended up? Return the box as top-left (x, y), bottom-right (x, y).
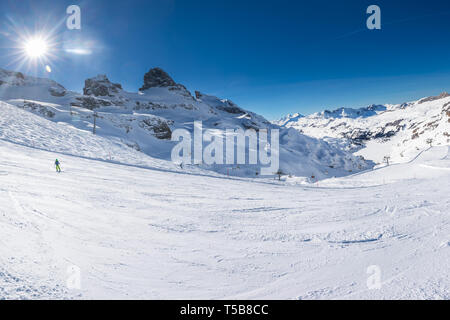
top-left (0, 68), bottom-right (370, 179)
top-left (276, 93), bottom-right (450, 164)
top-left (1, 69), bottom-right (448, 300)
top-left (0, 117), bottom-right (448, 299)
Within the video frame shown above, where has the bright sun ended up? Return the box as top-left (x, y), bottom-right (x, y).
top-left (24, 37), bottom-right (48, 58)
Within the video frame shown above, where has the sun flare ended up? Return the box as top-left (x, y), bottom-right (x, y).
top-left (24, 37), bottom-right (48, 58)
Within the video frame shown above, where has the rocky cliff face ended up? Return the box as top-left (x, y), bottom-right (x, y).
top-left (139, 67), bottom-right (193, 99)
top-left (84, 75), bottom-right (122, 97)
top-left (140, 68), bottom-right (176, 90)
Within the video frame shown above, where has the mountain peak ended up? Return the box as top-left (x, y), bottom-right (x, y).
top-left (84, 74), bottom-right (122, 97)
top-left (418, 92), bottom-right (450, 104)
top-left (139, 67), bottom-right (176, 91)
top-left (273, 113), bottom-right (305, 126)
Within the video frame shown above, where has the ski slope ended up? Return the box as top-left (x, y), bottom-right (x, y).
top-left (1, 134), bottom-right (449, 299)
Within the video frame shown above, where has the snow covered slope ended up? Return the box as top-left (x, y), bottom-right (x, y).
top-left (1, 70), bottom-right (448, 300)
top-left (0, 68), bottom-right (370, 179)
top-left (276, 93), bottom-right (450, 164)
top-left (0, 122), bottom-right (448, 299)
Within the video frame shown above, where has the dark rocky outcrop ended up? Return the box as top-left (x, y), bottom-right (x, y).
top-left (139, 67), bottom-right (194, 99)
top-left (134, 101), bottom-right (168, 111)
top-left (345, 119), bottom-right (405, 143)
top-left (48, 85), bottom-right (67, 97)
top-left (71, 96), bottom-right (112, 110)
top-left (140, 68), bottom-right (176, 90)
top-left (216, 100), bottom-right (245, 114)
top-left (19, 101), bottom-right (56, 118)
top-left (138, 117), bottom-right (173, 140)
top-left (84, 75), bottom-right (122, 97)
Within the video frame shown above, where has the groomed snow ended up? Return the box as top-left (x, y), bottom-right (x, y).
top-left (1, 133), bottom-right (448, 299)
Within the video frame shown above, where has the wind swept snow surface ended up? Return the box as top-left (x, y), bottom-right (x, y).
top-left (0, 140), bottom-right (449, 299)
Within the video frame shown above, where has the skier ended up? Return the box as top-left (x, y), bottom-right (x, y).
top-left (55, 159), bottom-right (61, 173)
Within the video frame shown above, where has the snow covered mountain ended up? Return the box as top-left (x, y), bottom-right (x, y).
top-left (1, 68), bottom-right (449, 300)
top-left (275, 94), bottom-right (450, 164)
top-left (0, 67), bottom-right (370, 179)
top-left (1, 108), bottom-right (449, 299)
top-left (274, 112), bottom-right (305, 127)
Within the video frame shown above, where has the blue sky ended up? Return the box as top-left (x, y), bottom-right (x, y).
top-left (1, 0), bottom-right (450, 119)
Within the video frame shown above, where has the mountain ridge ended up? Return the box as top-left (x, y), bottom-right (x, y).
top-left (275, 94), bottom-right (450, 164)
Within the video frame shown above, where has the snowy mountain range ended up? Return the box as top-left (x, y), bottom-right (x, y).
top-left (275, 94), bottom-right (450, 164)
top-left (0, 67), bottom-right (370, 179)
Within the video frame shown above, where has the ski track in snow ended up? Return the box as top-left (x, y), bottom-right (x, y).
top-left (0, 138), bottom-right (449, 299)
